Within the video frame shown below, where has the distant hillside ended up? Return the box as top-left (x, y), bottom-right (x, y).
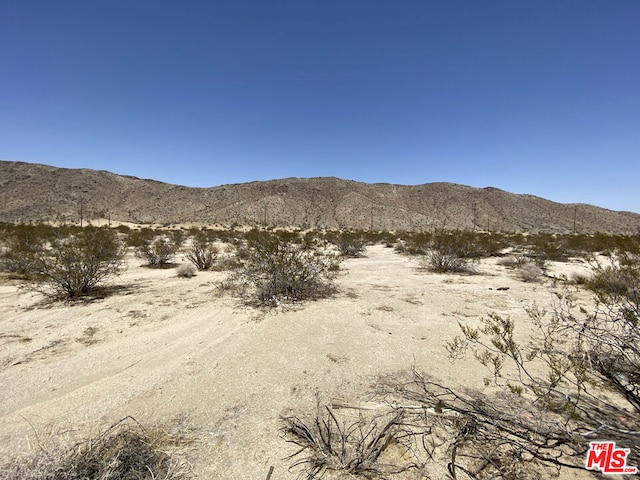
top-left (1, 160), bottom-right (639, 233)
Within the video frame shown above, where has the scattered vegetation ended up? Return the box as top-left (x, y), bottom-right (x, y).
top-left (283, 235), bottom-right (640, 478)
top-left (574, 254), bottom-right (640, 299)
top-left (286, 260), bottom-right (640, 477)
top-left (442, 260), bottom-right (640, 475)
top-left (2, 222), bottom-right (640, 477)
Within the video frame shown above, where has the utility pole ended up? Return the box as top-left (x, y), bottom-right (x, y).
top-left (370, 204), bottom-right (374, 232)
top-left (472, 201), bottom-right (479, 232)
top-left (573, 205), bottom-right (577, 235)
top-left (263, 204), bottom-right (267, 228)
top-left (79, 198), bottom-right (84, 228)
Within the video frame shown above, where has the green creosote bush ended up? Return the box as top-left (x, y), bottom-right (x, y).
top-left (1, 225), bottom-right (48, 277)
top-left (576, 254), bottom-right (640, 299)
top-left (334, 232), bottom-right (366, 257)
top-left (168, 229), bottom-right (186, 248)
top-left (125, 227), bottom-right (155, 248)
top-left (25, 226), bottom-right (125, 299)
top-left (394, 232), bottom-right (432, 255)
top-left (230, 232), bottom-right (341, 307)
top-left (136, 237), bottom-right (178, 268)
top-left (395, 230), bottom-right (505, 261)
top-left (185, 240), bottom-right (218, 270)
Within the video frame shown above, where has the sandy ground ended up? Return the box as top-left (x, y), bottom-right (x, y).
top-left (0, 245), bottom-right (596, 479)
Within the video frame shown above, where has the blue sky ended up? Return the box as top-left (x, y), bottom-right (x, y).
top-left (1, 1), bottom-right (639, 213)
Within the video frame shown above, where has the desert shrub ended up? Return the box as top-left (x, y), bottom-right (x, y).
top-left (516, 261), bottom-right (543, 282)
top-left (385, 371), bottom-right (585, 479)
top-left (528, 233), bottom-right (570, 262)
top-left (0, 417), bottom-right (191, 480)
top-left (274, 229), bottom-right (305, 244)
top-left (176, 263), bottom-right (197, 278)
top-left (282, 406), bottom-right (414, 478)
top-left (230, 232), bottom-right (341, 306)
top-left (431, 231), bottom-right (477, 259)
top-left (189, 227), bottom-right (219, 245)
top-left (580, 256), bottom-right (640, 300)
top-left (1, 225), bottom-right (47, 276)
top-left (421, 249), bottom-right (473, 273)
top-left (394, 232), bottom-right (432, 255)
top-left (113, 224), bottom-right (131, 234)
top-left (185, 240), bottom-right (218, 270)
top-left (441, 272), bottom-right (640, 476)
top-left (475, 232), bottom-right (510, 256)
top-left (216, 228), bottom-right (243, 245)
top-left (496, 255), bottom-right (526, 268)
top-left (211, 253), bottom-right (242, 272)
top-left (499, 255), bottom-right (544, 282)
top-left (169, 229), bottom-right (186, 248)
top-left (397, 231), bottom-right (503, 260)
top-left (28, 226), bottom-right (124, 298)
top-left (136, 238), bottom-right (177, 267)
top-left (334, 232), bottom-right (366, 257)
top-left (578, 233), bottom-right (640, 257)
top-left (125, 227), bottom-right (155, 248)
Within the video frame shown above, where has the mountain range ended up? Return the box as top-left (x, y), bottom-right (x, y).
top-left (1, 160), bottom-right (638, 233)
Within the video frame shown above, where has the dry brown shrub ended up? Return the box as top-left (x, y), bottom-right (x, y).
top-left (176, 263), bottom-right (197, 278)
top-left (0, 417), bottom-right (193, 480)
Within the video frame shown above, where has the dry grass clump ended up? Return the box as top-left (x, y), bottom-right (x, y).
top-left (498, 255), bottom-right (544, 282)
top-left (176, 263), bottom-right (197, 278)
top-left (496, 255), bottom-right (528, 268)
top-left (0, 417), bottom-right (192, 480)
top-left (515, 262), bottom-right (544, 282)
top-left (421, 250), bottom-right (474, 274)
top-left (281, 406), bottom-right (418, 479)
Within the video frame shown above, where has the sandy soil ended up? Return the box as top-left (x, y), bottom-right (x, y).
top-left (0, 245), bottom-right (595, 479)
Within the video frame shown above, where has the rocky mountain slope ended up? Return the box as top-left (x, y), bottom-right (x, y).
top-left (1, 160), bottom-right (638, 233)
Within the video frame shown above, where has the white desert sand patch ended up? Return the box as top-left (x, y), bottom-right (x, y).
top-left (0, 245), bottom-right (595, 479)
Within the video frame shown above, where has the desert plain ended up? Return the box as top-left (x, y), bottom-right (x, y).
top-left (0, 241), bottom-right (600, 479)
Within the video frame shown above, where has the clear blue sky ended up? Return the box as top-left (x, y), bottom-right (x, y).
top-left (1, 1), bottom-right (639, 212)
